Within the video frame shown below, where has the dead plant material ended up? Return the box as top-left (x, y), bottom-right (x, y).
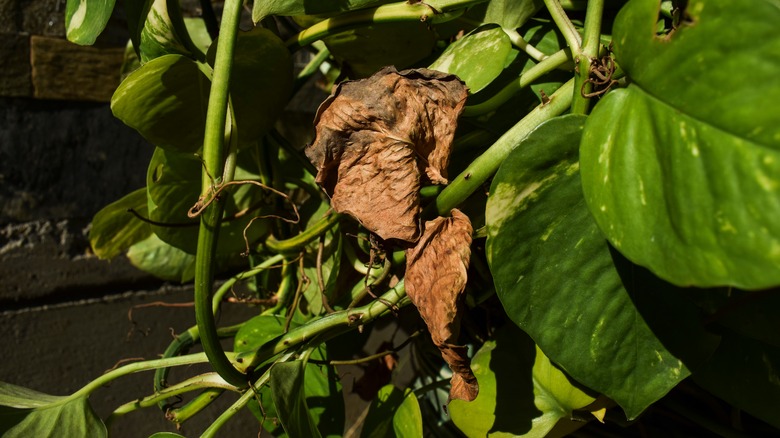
top-left (405, 209), bottom-right (477, 402)
top-left (305, 66), bottom-right (468, 242)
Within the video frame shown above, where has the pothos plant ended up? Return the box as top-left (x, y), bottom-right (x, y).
top-left (2, 0), bottom-right (780, 436)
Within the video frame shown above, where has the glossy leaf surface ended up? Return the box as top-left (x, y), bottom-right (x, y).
top-left (126, 233), bottom-right (196, 282)
top-left (487, 116), bottom-right (719, 419)
top-left (234, 315), bottom-right (287, 353)
top-left (362, 385), bottom-right (422, 438)
top-left (89, 188), bottom-right (151, 259)
top-left (271, 361), bottom-right (321, 438)
top-left (112, 55), bottom-right (210, 153)
top-left (145, 147), bottom-right (270, 255)
top-left (580, 0), bottom-right (780, 288)
top-left (65, 0), bottom-right (115, 45)
top-left (253, 346), bottom-right (343, 437)
top-left (138, 0), bottom-right (203, 62)
top-left (0, 383), bottom-right (105, 437)
top-left (450, 325), bottom-right (594, 437)
top-left (429, 24), bottom-right (512, 93)
top-left (325, 22), bottom-right (436, 79)
top-left (468, 0), bottom-right (543, 31)
top-left (207, 28), bottom-right (293, 148)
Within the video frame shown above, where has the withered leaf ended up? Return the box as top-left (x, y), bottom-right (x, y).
top-left (305, 66), bottom-right (468, 242)
top-left (405, 209), bottom-right (477, 402)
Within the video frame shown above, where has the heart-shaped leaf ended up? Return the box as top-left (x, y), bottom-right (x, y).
top-left (146, 147), bottom-right (271, 255)
top-left (580, 0), bottom-right (780, 288)
top-left (429, 24), bottom-right (512, 93)
top-left (208, 28), bottom-right (293, 149)
top-left (65, 0), bottom-right (115, 45)
top-left (89, 188), bottom-right (152, 259)
top-left (112, 54), bottom-right (211, 153)
top-left (487, 115), bottom-right (719, 419)
top-left (0, 383), bottom-right (106, 437)
top-left (126, 233), bottom-right (196, 282)
top-left (450, 324), bottom-right (596, 437)
top-left (271, 361), bottom-right (322, 438)
top-left (138, 0), bottom-right (205, 62)
top-left (325, 21), bottom-right (436, 79)
top-left (234, 315), bottom-right (287, 353)
top-left (361, 385), bottom-right (423, 438)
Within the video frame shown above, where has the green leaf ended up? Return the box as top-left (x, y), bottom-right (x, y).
top-left (270, 362), bottom-right (322, 438)
top-left (0, 383), bottom-right (105, 437)
top-left (125, 0), bottom-right (153, 53)
top-left (429, 24), bottom-right (512, 93)
top-left (112, 54), bottom-right (211, 154)
top-left (89, 188), bottom-right (152, 259)
top-left (580, 0), bottom-right (780, 289)
top-left (450, 325), bottom-right (595, 437)
top-left (252, 346), bottom-right (343, 437)
top-left (693, 332), bottom-right (780, 429)
top-left (253, 0), bottom-right (386, 24)
top-left (0, 382), bottom-right (62, 409)
top-left (145, 147), bottom-right (271, 255)
top-left (392, 389), bottom-right (422, 437)
top-left (126, 233), bottom-right (196, 282)
top-left (362, 385), bottom-right (422, 438)
top-left (65, 0), bottom-right (116, 45)
top-left (325, 21), bottom-right (436, 79)
top-left (149, 433), bottom-right (187, 438)
top-left (467, 0), bottom-right (543, 31)
top-left (234, 315), bottom-right (287, 353)
top-left (216, 28), bottom-right (293, 149)
top-left (486, 115), bottom-right (719, 419)
top-left (138, 0), bottom-right (205, 62)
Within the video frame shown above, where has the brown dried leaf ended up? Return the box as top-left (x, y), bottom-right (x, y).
top-left (305, 66), bottom-right (468, 242)
top-left (405, 209), bottom-right (477, 402)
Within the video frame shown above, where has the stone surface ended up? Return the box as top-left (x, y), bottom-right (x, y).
top-left (0, 219), bottom-right (159, 303)
top-left (0, 97), bottom-right (151, 223)
top-left (0, 33), bottom-right (31, 97)
top-left (31, 35), bottom-right (124, 101)
top-left (0, 0), bottom-right (21, 34)
top-left (21, 0), bottom-right (64, 37)
top-left (0, 285), bottom-right (260, 437)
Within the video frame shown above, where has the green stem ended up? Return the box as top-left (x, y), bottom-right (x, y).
top-left (168, 388), bottom-right (225, 424)
top-left (504, 28), bottom-right (548, 61)
top-left (428, 78), bottom-right (575, 216)
top-left (236, 281), bottom-right (407, 372)
top-left (463, 48), bottom-right (572, 117)
top-left (544, 0), bottom-right (581, 52)
top-left (153, 325), bottom-right (241, 409)
top-left (285, 0), bottom-right (482, 51)
top-left (262, 257), bottom-right (297, 316)
top-left (67, 353), bottom-right (219, 402)
top-left (213, 253), bottom-right (285, 310)
top-left (201, 351), bottom-right (296, 438)
top-left (293, 46), bottom-right (331, 93)
top-left (571, 0), bottom-right (604, 115)
top-left (194, 0), bottom-right (247, 388)
top-left (107, 373), bottom-right (237, 425)
top-left (265, 211), bottom-right (342, 254)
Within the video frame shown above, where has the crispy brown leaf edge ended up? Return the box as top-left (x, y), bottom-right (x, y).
top-left (305, 66), bottom-right (468, 242)
top-left (405, 209), bottom-right (477, 402)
